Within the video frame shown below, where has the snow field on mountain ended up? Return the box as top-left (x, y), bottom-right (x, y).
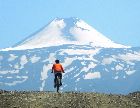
top-left (0, 69), bottom-right (28, 86)
top-left (84, 72), bottom-right (101, 79)
top-left (0, 44), bottom-right (140, 94)
top-left (30, 55), bottom-right (41, 63)
top-left (8, 54), bottom-right (18, 61)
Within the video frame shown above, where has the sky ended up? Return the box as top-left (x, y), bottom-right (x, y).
top-left (0, 0), bottom-right (140, 49)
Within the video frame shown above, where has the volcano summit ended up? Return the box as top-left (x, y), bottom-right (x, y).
top-left (4, 17), bottom-right (129, 51)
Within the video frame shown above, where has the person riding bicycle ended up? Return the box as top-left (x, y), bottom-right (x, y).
top-left (51, 60), bottom-right (64, 88)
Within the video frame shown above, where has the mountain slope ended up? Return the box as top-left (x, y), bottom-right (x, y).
top-left (2, 18), bottom-right (129, 51)
top-left (0, 44), bottom-right (140, 94)
top-left (0, 17), bottom-right (139, 94)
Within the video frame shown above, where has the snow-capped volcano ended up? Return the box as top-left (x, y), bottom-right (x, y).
top-left (0, 18), bottom-right (140, 94)
top-left (12, 17), bottom-right (129, 50)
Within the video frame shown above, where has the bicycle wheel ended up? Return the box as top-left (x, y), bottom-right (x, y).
top-left (56, 76), bottom-right (60, 92)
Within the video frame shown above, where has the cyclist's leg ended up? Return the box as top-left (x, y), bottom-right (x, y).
top-left (54, 73), bottom-right (58, 88)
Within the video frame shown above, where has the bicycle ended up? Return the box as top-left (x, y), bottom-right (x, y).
top-left (51, 60), bottom-right (64, 92)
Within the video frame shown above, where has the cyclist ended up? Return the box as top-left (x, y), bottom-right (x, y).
top-left (51, 60), bottom-right (65, 88)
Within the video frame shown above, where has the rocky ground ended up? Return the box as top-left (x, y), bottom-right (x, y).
top-left (0, 90), bottom-right (140, 108)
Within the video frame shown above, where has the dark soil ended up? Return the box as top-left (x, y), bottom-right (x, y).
top-left (0, 90), bottom-right (140, 108)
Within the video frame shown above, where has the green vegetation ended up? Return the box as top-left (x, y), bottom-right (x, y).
top-left (0, 90), bottom-right (140, 108)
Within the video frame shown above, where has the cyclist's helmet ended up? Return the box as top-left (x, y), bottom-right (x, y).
top-left (55, 60), bottom-right (59, 63)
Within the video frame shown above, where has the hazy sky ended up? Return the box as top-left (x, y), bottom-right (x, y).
top-left (0, 0), bottom-right (140, 49)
